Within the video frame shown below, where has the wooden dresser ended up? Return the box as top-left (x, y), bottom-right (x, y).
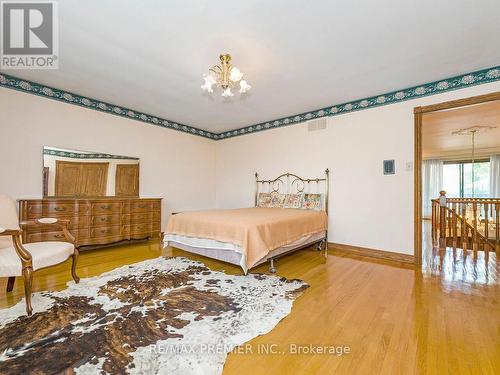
top-left (18, 198), bottom-right (162, 249)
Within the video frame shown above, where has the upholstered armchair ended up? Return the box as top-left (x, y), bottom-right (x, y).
top-left (0, 194), bottom-right (79, 316)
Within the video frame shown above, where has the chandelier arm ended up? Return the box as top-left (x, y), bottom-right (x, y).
top-left (203, 54), bottom-right (249, 95)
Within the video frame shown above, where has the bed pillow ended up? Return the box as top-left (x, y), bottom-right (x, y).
top-left (283, 193), bottom-right (303, 209)
top-left (257, 192), bottom-right (272, 207)
top-left (302, 193), bottom-right (322, 211)
top-left (268, 192), bottom-right (286, 208)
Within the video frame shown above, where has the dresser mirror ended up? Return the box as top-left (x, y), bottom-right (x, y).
top-left (43, 146), bottom-right (140, 198)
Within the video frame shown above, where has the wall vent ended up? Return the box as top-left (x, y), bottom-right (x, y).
top-left (307, 118), bottom-right (327, 132)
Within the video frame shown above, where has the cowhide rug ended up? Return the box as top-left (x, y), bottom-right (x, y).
top-left (0, 257), bottom-right (308, 374)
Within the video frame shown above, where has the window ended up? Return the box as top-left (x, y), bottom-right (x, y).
top-left (443, 160), bottom-right (490, 198)
top-left (443, 163), bottom-right (460, 198)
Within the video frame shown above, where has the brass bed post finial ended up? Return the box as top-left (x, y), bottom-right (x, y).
top-left (255, 172), bottom-right (259, 207)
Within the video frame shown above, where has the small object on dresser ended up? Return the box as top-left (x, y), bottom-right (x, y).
top-left (37, 217), bottom-right (58, 224)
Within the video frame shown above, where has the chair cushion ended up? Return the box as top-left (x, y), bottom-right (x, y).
top-left (0, 241), bottom-right (74, 277)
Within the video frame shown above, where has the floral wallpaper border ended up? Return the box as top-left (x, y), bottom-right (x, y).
top-left (1, 65), bottom-right (500, 141)
top-left (0, 73), bottom-right (218, 140)
top-left (216, 65), bottom-right (500, 140)
top-left (43, 147), bottom-right (139, 160)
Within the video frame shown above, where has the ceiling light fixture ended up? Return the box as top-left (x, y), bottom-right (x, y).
top-left (452, 125), bottom-right (497, 197)
top-left (201, 54), bottom-right (251, 97)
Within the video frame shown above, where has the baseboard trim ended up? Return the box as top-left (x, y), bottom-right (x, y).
top-left (328, 242), bottom-right (415, 264)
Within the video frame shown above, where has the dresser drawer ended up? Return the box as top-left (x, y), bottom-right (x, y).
top-left (127, 223), bottom-right (158, 240)
top-left (130, 202), bottom-right (152, 213)
top-left (25, 215), bottom-right (90, 233)
top-left (125, 212), bottom-right (160, 224)
top-left (26, 230), bottom-right (79, 243)
top-left (90, 225), bottom-right (122, 239)
top-left (91, 214), bottom-right (121, 227)
top-left (92, 202), bottom-right (122, 214)
top-left (26, 202), bottom-right (79, 218)
top-left (127, 222), bottom-right (160, 236)
top-left (130, 223), bottom-right (151, 234)
top-left (130, 200), bottom-right (161, 213)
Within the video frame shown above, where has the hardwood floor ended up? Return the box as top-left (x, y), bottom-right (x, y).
top-left (0, 231), bottom-right (498, 374)
top-left (421, 220), bottom-right (498, 285)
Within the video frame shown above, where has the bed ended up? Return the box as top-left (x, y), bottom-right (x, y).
top-left (164, 170), bottom-right (329, 273)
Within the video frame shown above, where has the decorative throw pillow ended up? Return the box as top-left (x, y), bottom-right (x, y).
top-left (257, 192), bottom-right (272, 207)
top-left (268, 192), bottom-right (286, 208)
top-left (283, 193), bottom-right (303, 209)
top-left (302, 193), bottom-right (322, 210)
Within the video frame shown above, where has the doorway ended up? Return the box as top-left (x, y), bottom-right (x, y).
top-left (414, 92), bottom-right (500, 265)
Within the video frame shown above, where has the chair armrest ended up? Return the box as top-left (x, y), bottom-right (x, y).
top-left (0, 228), bottom-right (22, 236)
top-left (19, 219), bottom-right (75, 244)
top-left (0, 228), bottom-right (32, 264)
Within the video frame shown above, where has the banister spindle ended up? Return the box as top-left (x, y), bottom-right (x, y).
top-left (484, 203), bottom-right (489, 245)
top-left (432, 200), bottom-right (439, 244)
top-left (447, 205), bottom-right (452, 242)
top-left (439, 191), bottom-right (447, 249)
top-left (461, 203), bottom-right (467, 251)
top-left (472, 202), bottom-right (478, 251)
top-left (435, 200), bottom-right (440, 243)
top-left (452, 203), bottom-right (458, 248)
top-left (496, 203), bottom-right (500, 254)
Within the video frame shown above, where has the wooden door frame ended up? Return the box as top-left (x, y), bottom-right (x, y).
top-left (413, 91), bottom-right (500, 265)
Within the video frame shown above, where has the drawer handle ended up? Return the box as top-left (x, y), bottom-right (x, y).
top-left (54, 207), bottom-right (66, 212)
top-left (137, 204), bottom-right (148, 209)
top-left (100, 205), bottom-right (112, 209)
top-left (100, 217), bottom-right (108, 221)
top-left (54, 234), bottom-right (65, 239)
top-left (101, 229), bottom-right (110, 234)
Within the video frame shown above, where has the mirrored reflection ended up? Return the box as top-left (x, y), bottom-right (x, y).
top-left (43, 146), bottom-right (140, 197)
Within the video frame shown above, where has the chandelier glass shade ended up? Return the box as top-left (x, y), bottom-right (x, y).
top-left (201, 54), bottom-right (251, 97)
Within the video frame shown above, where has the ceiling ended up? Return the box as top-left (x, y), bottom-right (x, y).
top-left (2, 0), bottom-right (500, 133)
top-left (422, 100), bottom-right (500, 159)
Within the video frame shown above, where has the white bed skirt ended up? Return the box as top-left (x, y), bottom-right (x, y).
top-left (164, 231), bottom-right (326, 274)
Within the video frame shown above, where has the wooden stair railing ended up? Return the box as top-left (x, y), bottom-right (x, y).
top-left (431, 191), bottom-right (500, 254)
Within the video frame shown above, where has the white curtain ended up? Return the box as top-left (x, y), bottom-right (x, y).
top-left (422, 159), bottom-right (443, 218)
top-left (490, 155), bottom-right (500, 198)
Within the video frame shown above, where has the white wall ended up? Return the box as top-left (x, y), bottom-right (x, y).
top-left (215, 81), bottom-right (500, 255)
top-left (0, 88), bottom-right (216, 230)
top-left (2, 80), bottom-right (500, 255)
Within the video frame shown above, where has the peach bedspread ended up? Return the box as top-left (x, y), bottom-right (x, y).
top-left (166, 207), bottom-right (328, 268)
